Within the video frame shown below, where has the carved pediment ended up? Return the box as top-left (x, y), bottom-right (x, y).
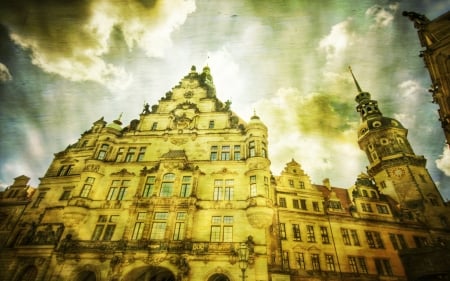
top-left (110, 168), bottom-right (135, 177)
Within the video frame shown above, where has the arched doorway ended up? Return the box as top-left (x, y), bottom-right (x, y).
top-left (76, 270), bottom-right (96, 281)
top-left (16, 265), bottom-right (38, 281)
top-left (126, 266), bottom-right (176, 281)
top-left (208, 273), bottom-right (231, 281)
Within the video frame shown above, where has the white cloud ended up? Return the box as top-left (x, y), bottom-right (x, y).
top-left (0, 62), bottom-right (12, 82)
top-left (436, 146), bottom-right (450, 176)
top-left (398, 79), bottom-right (424, 98)
top-left (365, 3), bottom-right (399, 28)
top-left (318, 19), bottom-right (355, 62)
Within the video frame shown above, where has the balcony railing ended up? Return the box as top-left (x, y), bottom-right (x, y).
top-left (57, 238), bottom-right (239, 255)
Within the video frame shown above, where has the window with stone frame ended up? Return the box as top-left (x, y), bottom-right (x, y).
top-left (180, 176), bottom-right (192, 197)
top-left (131, 212), bottom-right (147, 240)
top-left (160, 173), bottom-right (175, 197)
top-left (173, 212), bottom-right (186, 241)
top-left (150, 212), bottom-right (169, 240)
top-left (142, 176), bottom-right (155, 198)
top-left (80, 177), bottom-right (95, 198)
top-left (92, 215), bottom-right (118, 241)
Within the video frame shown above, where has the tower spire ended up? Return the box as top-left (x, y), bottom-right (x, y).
top-left (348, 66), bottom-right (363, 93)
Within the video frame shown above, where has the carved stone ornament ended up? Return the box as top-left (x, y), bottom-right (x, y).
top-left (111, 168), bottom-right (135, 177)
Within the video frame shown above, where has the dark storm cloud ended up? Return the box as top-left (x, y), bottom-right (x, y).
top-left (0, 0), bottom-right (195, 88)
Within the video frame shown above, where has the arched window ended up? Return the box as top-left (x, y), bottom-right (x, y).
top-left (160, 173), bottom-right (175, 197)
top-left (16, 266), bottom-right (37, 281)
top-left (208, 273), bottom-right (231, 281)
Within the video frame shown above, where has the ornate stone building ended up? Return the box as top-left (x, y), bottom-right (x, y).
top-left (404, 11), bottom-right (450, 145)
top-left (0, 65), bottom-right (449, 281)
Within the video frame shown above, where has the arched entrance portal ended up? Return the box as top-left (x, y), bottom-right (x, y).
top-left (76, 270), bottom-right (96, 281)
top-left (208, 273), bottom-right (231, 281)
top-left (125, 266), bottom-right (176, 281)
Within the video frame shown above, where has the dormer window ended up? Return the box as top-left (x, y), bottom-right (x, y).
top-left (329, 200), bottom-right (342, 210)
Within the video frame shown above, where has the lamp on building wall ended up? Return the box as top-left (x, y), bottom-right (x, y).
top-left (238, 243), bottom-right (249, 281)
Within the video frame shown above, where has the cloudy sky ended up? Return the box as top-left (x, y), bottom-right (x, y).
top-left (1, 0), bottom-right (449, 199)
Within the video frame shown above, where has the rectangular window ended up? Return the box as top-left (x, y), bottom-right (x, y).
top-left (59, 190), bottom-right (71, 200)
top-left (80, 177), bottom-right (95, 198)
top-left (173, 212), bottom-right (186, 241)
top-left (342, 228), bottom-right (351, 245)
top-left (213, 180), bottom-right (223, 200)
top-left (132, 222), bottom-right (145, 240)
top-left (210, 216), bottom-right (233, 242)
top-left (279, 197), bottom-right (287, 208)
top-left (264, 176), bottom-right (269, 197)
top-left (295, 252), bottom-right (306, 269)
top-left (57, 164), bottom-right (73, 176)
top-left (299, 181), bottom-right (305, 189)
top-left (313, 201), bottom-right (320, 212)
top-left (97, 144), bottom-right (109, 160)
top-left (307, 225), bottom-right (316, 243)
top-left (180, 176), bottom-right (192, 197)
top-left (389, 233), bottom-right (399, 250)
top-left (376, 204), bottom-right (389, 214)
top-left (107, 180), bottom-right (129, 201)
top-left (325, 254), bottom-right (336, 272)
top-left (321, 226), bottom-right (330, 244)
top-left (300, 199), bottom-right (307, 210)
top-left (289, 179), bottom-right (294, 187)
top-left (374, 258), bottom-right (393, 276)
top-left (249, 141), bottom-right (255, 157)
top-left (234, 145), bottom-right (241, 160)
top-left (280, 223), bottom-right (287, 239)
top-left (311, 254), bottom-right (321, 271)
top-left (142, 176), bottom-right (155, 198)
top-left (413, 236), bottom-right (429, 248)
top-left (329, 200), bottom-right (341, 209)
top-left (348, 256), bottom-right (368, 273)
top-left (292, 224), bottom-right (301, 241)
top-left (351, 229), bottom-right (360, 246)
top-left (137, 147), bottom-right (146, 162)
top-left (365, 231), bottom-right (384, 249)
top-left (210, 146), bottom-right (218, 160)
top-left (250, 175), bottom-right (257, 197)
top-left (151, 122), bottom-right (158, 131)
top-left (92, 215), bottom-right (118, 241)
top-left (224, 179), bottom-right (234, 200)
top-left (115, 147), bottom-right (124, 162)
top-left (361, 203), bottom-right (373, 212)
top-left (349, 256), bottom-right (358, 273)
top-left (32, 192), bottom-right (46, 208)
top-left (125, 147), bottom-right (136, 162)
top-left (150, 212), bottom-right (168, 240)
top-left (221, 145), bottom-right (230, 160)
top-left (293, 199), bottom-right (299, 209)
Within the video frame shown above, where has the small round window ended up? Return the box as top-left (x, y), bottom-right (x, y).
top-left (373, 121), bottom-right (382, 128)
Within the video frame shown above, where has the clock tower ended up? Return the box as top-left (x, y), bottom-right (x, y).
top-left (350, 68), bottom-right (448, 228)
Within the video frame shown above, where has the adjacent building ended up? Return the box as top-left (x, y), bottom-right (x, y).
top-left (0, 65), bottom-right (449, 281)
top-left (403, 10), bottom-right (450, 145)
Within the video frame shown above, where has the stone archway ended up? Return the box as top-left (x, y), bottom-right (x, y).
top-left (15, 265), bottom-right (38, 281)
top-left (208, 273), bottom-right (231, 281)
top-left (124, 266), bottom-right (176, 281)
top-left (75, 270), bottom-right (96, 281)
